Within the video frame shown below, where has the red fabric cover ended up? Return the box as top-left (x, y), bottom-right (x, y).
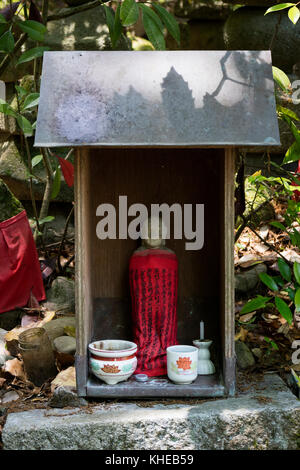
top-left (129, 249), bottom-right (178, 376)
top-left (0, 210), bottom-right (45, 313)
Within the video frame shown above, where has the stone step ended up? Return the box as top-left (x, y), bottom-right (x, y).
top-left (2, 374), bottom-right (300, 450)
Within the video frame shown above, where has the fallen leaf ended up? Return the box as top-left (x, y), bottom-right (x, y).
top-left (235, 327), bottom-right (248, 342)
top-left (51, 366), bottom-right (76, 393)
top-left (237, 254), bottom-right (263, 269)
top-left (3, 358), bottom-right (26, 381)
top-left (259, 225), bottom-right (269, 240)
top-left (239, 312), bottom-right (256, 323)
top-left (277, 323), bottom-right (290, 336)
top-left (0, 378), bottom-right (6, 388)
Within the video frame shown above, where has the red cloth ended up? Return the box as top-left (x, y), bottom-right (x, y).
top-left (129, 249), bottom-right (178, 376)
top-left (292, 160), bottom-right (300, 202)
top-left (0, 210), bottom-right (45, 313)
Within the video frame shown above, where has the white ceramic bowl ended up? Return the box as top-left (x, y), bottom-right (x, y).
top-left (167, 345), bottom-right (198, 384)
top-left (88, 339), bottom-right (137, 385)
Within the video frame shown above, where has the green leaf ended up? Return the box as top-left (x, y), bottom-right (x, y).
top-left (16, 115), bottom-right (33, 137)
top-left (240, 295), bottom-right (271, 314)
top-left (39, 215), bottom-right (55, 225)
top-left (0, 13), bottom-right (7, 24)
top-left (0, 30), bottom-right (14, 53)
top-left (270, 221), bottom-right (286, 231)
top-left (295, 287), bottom-right (300, 311)
top-left (112, 4), bottom-right (122, 49)
top-left (153, 4), bottom-right (180, 45)
top-left (264, 337), bottom-right (279, 350)
top-left (286, 286), bottom-right (296, 302)
top-left (120, 0), bottom-right (139, 27)
top-left (139, 4), bottom-right (164, 31)
top-left (51, 166), bottom-right (61, 199)
top-left (0, 99), bottom-right (18, 118)
top-left (288, 5), bottom-right (300, 23)
top-left (290, 228), bottom-right (300, 248)
top-left (32, 154), bottom-right (43, 168)
top-left (265, 3), bottom-right (295, 14)
top-left (15, 85), bottom-right (27, 99)
top-left (17, 46), bottom-right (50, 65)
top-left (283, 141), bottom-right (300, 164)
top-left (22, 93), bottom-right (40, 110)
top-left (140, 5), bottom-right (165, 50)
top-left (275, 296), bottom-right (293, 325)
top-left (103, 5), bottom-right (115, 40)
top-left (294, 262), bottom-right (300, 284)
top-left (273, 66), bottom-right (291, 91)
top-left (289, 120), bottom-right (300, 145)
top-left (277, 257), bottom-right (292, 282)
top-left (259, 272), bottom-right (279, 291)
top-left (277, 105), bottom-right (300, 121)
top-left (17, 20), bottom-right (47, 42)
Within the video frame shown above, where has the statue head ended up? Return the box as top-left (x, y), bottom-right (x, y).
top-left (141, 215), bottom-right (167, 249)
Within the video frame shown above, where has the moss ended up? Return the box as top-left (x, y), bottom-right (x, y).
top-left (0, 178), bottom-right (24, 223)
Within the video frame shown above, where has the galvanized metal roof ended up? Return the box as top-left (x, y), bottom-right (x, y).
top-left (35, 50), bottom-right (280, 148)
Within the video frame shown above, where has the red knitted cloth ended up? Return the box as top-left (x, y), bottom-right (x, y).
top-left (0, 210), bottom-right (45, 313)
top-left (129, 249), bottom-right (178, 376)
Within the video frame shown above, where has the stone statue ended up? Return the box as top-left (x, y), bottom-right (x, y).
top-left (129, 216), bottom-right (178, 376)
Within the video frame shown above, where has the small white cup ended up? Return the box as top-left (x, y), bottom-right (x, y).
top-left (167, 345), bottom-right (198, 384)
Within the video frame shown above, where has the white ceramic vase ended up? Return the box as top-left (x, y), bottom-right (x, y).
top-left (88, 339), bottom-right (137, 385)
top-left (167, 345), bottom-right (198, 384)
top-left (193, 340), bottom-right (215, 375)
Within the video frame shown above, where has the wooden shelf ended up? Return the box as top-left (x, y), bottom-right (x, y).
top-left (86, 373), bottom-right (225, 398)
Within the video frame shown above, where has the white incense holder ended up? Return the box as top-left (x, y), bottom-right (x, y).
top-left (193, 339), bottom-right (216, 375)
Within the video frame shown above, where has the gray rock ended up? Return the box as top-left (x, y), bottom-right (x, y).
top-left (0, 177), bottom-right (24, 223)
top-left (44, 277), bottom-right (75, 313)
top-left (2, 375), bottom-right (300, 450)
top-left (45, 4), bottom-right (130, 51)
top-left (235, 263), bottom-right (267, 292)
top-left (224, 7), bottom-right (300, 71)
top-left (48, 386), bottom-right (87, 408)
top-left (0, 310), bottom-right (22, 331)
top-left (43, 213), bottom-right (75, 244)
top-left (252, 347), bottom-right (263, 360)
top-left (43, 317), bottom-right (76, 345)
top-left (235, 340), bottom-right (256, 369)
top-left (0, 138), bottom-right (74, 203)
top-left (1, 391), bottom-right (19, 404)
top-left (54, 336), bottom-right (76, 355)
top-left (175, 0), bottom-right (231, 21)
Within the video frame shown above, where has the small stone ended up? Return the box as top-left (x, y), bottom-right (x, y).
top-left (53, 336), bottom-right (76, 355)
top-left (235, 263), bottom-right (267, 293)
top-left (235, 341), bottom-right (256, 369)
top-left (1, 391), bottom-right (19, 404)
top-left (43, 317), bottom-right (76, 345)
top-left (252, 348), bottom-right (262, 360)
top-left (48, 386), bottom-right (87, 409)
top-left (0, 310), bottom-right (22, 331)
top-left (44, 277), bottom-right (75, 313)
